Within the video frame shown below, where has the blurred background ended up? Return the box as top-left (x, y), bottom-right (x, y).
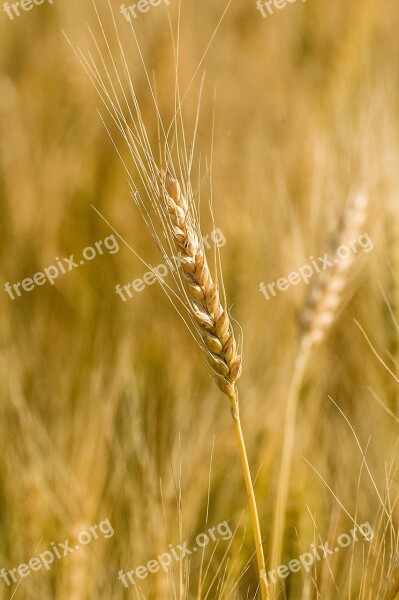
top-left (0, 0), bottom-right (399, 597)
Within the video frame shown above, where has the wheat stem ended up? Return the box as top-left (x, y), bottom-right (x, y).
top-left (230, 392), bottom-right (269, 600)
top-left (269, 335), bottom-right (312, 595)
top-left (163, 172), bottom-right (268, 599)
top-left (270, 193), bottom-right (368, 593)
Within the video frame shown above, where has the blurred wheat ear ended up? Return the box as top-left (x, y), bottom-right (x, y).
top-left (270, 192), bottom-right (369, 589)
top-left (300, 193), bottom-right (369, 344)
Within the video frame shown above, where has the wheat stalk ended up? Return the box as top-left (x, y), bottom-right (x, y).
top-left (162, 171), bottom-right (269, 599)
top-left (270, 193), bottom-right (369, 595)
top-left (65, 6), bottom-right (269, 594)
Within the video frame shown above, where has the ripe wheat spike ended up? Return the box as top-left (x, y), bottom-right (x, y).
top-left (163, 171), bottom-right (242, 400)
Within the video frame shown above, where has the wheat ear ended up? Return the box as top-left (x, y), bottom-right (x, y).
top-left (163, 172), bottom-right (269, 600)
top-left (163, 172), bottom-right (242, 397)
top-left (270, 193), bottom-right (369, 592)
top-left (300, 193), bottom-right (369, 345)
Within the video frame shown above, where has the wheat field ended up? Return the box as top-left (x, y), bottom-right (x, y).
top-left (0, 0), bottom-right (399, 598)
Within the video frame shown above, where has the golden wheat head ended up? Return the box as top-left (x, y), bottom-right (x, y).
top-left (163, 172), bottom-right (242, 400)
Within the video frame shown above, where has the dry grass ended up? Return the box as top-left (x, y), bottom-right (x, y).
top-left (1, 0), bottom-right (399, 598)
